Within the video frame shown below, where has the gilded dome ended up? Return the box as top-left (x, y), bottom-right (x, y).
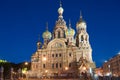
top-left (65, 27), bottom-right (75, 36)
top-left (76, 18), bottom-right (87, 29)
top-left (42, 30), bottom-right (52, 39)
top-left (58, 7), bottom-right (64, 15)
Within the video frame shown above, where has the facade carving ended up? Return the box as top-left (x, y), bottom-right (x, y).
top-left (29, 2), bottom-right (96, 78)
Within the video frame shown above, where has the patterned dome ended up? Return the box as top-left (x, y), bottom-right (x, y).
top-left (42, 30), bottom-right (52, 39)
top-left (76, 16), bottom-right (87, 30)
top-left (65, 27), bottom-right (75, 36)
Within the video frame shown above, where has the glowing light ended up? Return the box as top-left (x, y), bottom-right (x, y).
top-left (83, 66), bottom-right (86, 71)
top-left (25, 62), bottom-right (28, 65)
top-left (45, 70), bottom-right (48, 73)
top-left (43, 57), bottom-right (47, 61)
top-left (65, 67), bottom-right (68, 70)
top-left (22, 68), bottom-right (27, 74)
top-left (0, 60), bottom-right (7, 63)
top-left (104, 60), bottom-right (107, 63)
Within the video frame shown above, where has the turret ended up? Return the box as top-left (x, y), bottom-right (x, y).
top-left (65, 20), bottom-right (75, 46)
top-left (53, 1), bottom-right (67, 39)
top-left (37, 35), bottom-right (41, 50)
top-left (42, 23), bottom-right (52, 48)
top-left (76, 11), bottom-right (87, 33)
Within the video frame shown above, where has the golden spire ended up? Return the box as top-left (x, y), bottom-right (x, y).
top-left (46, 22), bottom-right (48, 31)
top-left (69, 19), bottom-right (71, 28)
top-left (60, 0), bottom-right (62, 7)
top-left (58, 0), bottom-right (64, 18)
top-left (80, 10), bottom-right (83, 18)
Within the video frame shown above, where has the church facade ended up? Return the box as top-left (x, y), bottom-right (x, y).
top-left (29, 2), bottom-right (95, 78)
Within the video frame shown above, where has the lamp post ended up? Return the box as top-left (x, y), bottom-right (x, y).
top-left (0, 66), bottom-right (4, 80)
top-left (108, 65), bottom-right (111, 80)
top-left (18, 68), bottom-right (22, 79)
top-left (11, 67), bottom-right (14, 80)
top-left (24, 62), bottom-right (29, 80)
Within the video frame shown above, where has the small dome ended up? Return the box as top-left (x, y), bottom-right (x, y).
top-left (42, 30), bottom-right (52, 39)
top-left (65, 27), bottom-right (75, 36)
top-left (76, 18), bottom-right (87, 29)
top-left (58, 7), bottom-right (64, 15)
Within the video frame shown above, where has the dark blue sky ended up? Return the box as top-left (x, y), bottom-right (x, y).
top-left (0, 0), bottom-right (120, 67)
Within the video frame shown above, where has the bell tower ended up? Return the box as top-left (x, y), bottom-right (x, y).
top-left (76, 11), bottom-right (93, 63)
top-left (53, 1), bottom-right (67, 39)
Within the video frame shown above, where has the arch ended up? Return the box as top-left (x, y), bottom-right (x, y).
top-left (47, 38), bottom-right (66, 49)
top-left (55, 28), bottom-right (64, 38)
top-left (81, 35), bottom-right (84, 41)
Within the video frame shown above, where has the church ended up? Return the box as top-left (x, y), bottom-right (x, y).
top-left (29, 2), bottom-right (96, 78)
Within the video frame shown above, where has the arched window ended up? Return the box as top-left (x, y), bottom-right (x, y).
top-left (69, 63), bottom-right (71, 67)
top-left (58, 31), bottom-right (60, 38)
top-left (60, 63), bottom-right (62, 68)
top-left (81, 35), bottom-right (84, 41)
top-left (43, 64), bottom-right (45, 68)
top-left (56, 63), bottom-right (58, 68)
top-left (52, 64), bottom-right (54, 69)
top-left (69, 53), bottom-right (72, 57)
top-left (85, 35), bottom-right (87, 41)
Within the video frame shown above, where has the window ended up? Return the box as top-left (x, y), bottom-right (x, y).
top-left (85, 36), bottom-right (87, 41)
top-left (43, 64), bottom-right (45, 68)
top-left (56, 54), bottom-right (58, 57)
top-left (59, 54), bottom-right (61, 57)
top-left (81, 35), bottom-right (84, 41)
top-left (69, 53), bottom-right (71, 57)
top-left (52, 54), bottom-right (54, 57)
top-left (56, 63), bottom-right (58, 68)
top-left (60, 63), bottom-right (62, 68)
top-left (58, 31), bottom-right (60, 38)
top-left (52, 64), bottom-right (54, 69)
top-left (69, 63), bottom-right (71, 67)
top-left (43, 55), bottom-right (45, 57)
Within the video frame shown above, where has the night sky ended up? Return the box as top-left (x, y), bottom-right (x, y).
top-left (0, 0), bottom-right (120, 67)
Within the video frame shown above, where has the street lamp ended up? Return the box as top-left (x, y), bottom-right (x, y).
top-left (65, 67), bottom-right (68, 70)
top-left (18, 68), bottom-right (22, 79)
top-left (108, 64), bottom-right (111, 80)
top-left (11, 68), bottom-right (14, 80)
top-left (0, 66), bottom-right (4, 80)
top-left (25, 62), bottom-right (28, 65)
top-left (83, 66), bottom-right (86, 71)
top-left (22, 62), bottom-right (29, 79)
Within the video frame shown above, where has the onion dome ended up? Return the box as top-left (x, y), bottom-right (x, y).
top-left (42, 23), bottom-right (52, 39)
top-left (65, 20), bottom-right (75, 36)
top-left (42, 30), bottom-right (52, 39)
top-left (58, 6), bottom-right (64, 15)
top-left (66, 27), bottom-right (75, 36)
top-left (76, 11), bottom-right (87, 30)
top-left (58, 1), bottom-right (64, 19)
